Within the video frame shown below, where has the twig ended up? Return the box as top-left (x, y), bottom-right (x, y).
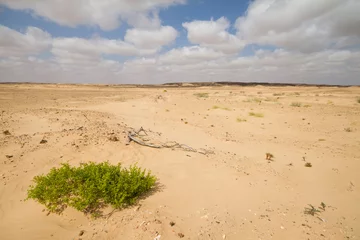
top-left (128, 132), bottom-right (161, 148)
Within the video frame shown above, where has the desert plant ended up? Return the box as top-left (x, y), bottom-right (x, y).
top-left (303, 104), bottom-right (311, 108)
top-left (236, 118), bottom-right (247, 122)
top-left (27, 162), bottom-right (156, 217)
top-left (291, 102), bottom-right (302, 107)
top-left (244, 97), bottom-right (262, 103)
top-left (357, 97), bottom-right (360, 103)
top-left (304, 204), bottom-right (321, 216)
top-left (213, 105), bottom-right (231, 111)
top-left (249, 112), bottom-right (264, 118)
top-left (194, 93), bottom-right (209, 98)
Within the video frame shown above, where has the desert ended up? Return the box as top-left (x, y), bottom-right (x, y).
top-left (0, 83), bottom-right (359, 240)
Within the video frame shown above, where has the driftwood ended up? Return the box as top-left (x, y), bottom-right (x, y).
top-left (126, 127), bottom-right (213, 155)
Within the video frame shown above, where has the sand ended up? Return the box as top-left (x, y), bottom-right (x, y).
top-left (0, 84), bottom-right (359, 240)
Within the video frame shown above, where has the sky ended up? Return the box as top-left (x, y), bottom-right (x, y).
top-left (0, 0), bottom-right (359, 85)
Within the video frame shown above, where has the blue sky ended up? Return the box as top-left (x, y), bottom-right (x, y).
top-left (0, 0), bottom-right (359, 85)
top-left (0, 0), bottom-right (248, 49)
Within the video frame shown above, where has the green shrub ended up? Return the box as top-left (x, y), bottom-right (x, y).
top-left (27, 162), bottom-right (156, 217)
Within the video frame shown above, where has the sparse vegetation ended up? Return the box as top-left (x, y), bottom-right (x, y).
top-left (212, 105), bottom-right (231, 111)
top-left (318, 139), bottom-right (326, 141)
top-left (357, 97), bottom-right (360, 103)
top-left (244, 97), bottom-right (262, 103)
top-left (291, 102), bottom-right (302, 107)
top-left (194, 93), bottom-right (209, 98)
top-left (163, 89), bottom-right (167, 92)
top-left (27, 162), bottom-right (156, 217)
top-left (249, 112), bottom-right (264, 118)
top-left (273, 93), bottom-right (284, 96)
top-left (264, 97), bottom-right (278, 102)
top-left (303, 104), bottom-right (311, 108)
top-left (304, 204), bottom-right (321, 216)
top-left (236, 118), bottom-right (247, 122)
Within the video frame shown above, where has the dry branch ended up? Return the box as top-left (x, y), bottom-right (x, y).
top-left (127, 127), bottom-right (212, 155)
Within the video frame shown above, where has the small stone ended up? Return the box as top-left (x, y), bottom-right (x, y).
top-left (109, 136), bottom-right (119, 142)
top-left (170, 221), bottom-right (175, 226)
top-left (3, 130), bottom-right (11, 136)
top-left (5, 155), bottom-right (13, 159)
top-left (178, 233), bottom-right (184, 238)
top-left (79, 230), bottom-right (85, 236)
top-left (40, 139), bottom-right (47, 144)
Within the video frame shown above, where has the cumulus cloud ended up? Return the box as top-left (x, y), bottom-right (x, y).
top-left (235, 0), bottom-right (360, 52)
top-left (124, 26), bottom-right (178, 49)
top-left (0, 26), bottom-right (51, 57)
top-left (159, 46), bottom-right (225, 65)
top-left (0, 0), bottom-right (185, 30)
top-left (183, 17), bottom-right (245, 54)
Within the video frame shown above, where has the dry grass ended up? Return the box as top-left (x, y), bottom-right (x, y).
top-left (194, 93), bottom-right (209, 98)
top-left (249, 112), bottom-right (264, 118)
top-left (212, 105), bottom-right (231, 111)
top-left (236, 117), bottom-right (247, 122)
top-left (291, 102), bottom-right (302, 107)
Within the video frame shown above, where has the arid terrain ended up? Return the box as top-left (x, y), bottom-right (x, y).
top-left (0, 83), bottom-right (359, 240)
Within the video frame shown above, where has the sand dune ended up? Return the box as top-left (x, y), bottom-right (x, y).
top-left (1, 84), bottom-right (359, 240)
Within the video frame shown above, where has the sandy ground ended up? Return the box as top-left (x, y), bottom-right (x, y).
top-left (0, 84), bottom-right (360, 240)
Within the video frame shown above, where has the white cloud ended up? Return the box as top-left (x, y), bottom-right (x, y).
top-left (124, 26), bottom-right (178, 49)
top-left (236, 0), bottom-right (360, 52)
top-left (183, 17), bottom-right (245, 54)
top-left (0, 26), bottom-right (51, 57)
top-left (0, 0), bottom-right (185, 30)
top-left (159, 46), bottom-right (225, 65)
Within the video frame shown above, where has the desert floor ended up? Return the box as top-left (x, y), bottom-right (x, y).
top-left (0, 84), bottom-right (360, 240)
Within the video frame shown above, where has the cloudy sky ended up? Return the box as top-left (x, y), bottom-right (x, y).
top-left (0, 0), bottom-right (359, 85)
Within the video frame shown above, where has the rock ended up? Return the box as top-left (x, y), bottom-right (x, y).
top-left (178, 233), bottom-right (185, 238)
top-left (5, 155), bottom-right (13, 159)
top-left (109, 136), bottom-right (119, 142)
top-left (40, 139), bottom-right (48, 144)
top-left (79, 230), bottom-right (85, 236)
top-left (3, 130), bottom-right (11, 135)
top-left (170, 221), bottom-right (175, 226)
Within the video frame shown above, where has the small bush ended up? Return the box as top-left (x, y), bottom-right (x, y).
top-left (236, 118), bottom-right (247, 122)
top-left (303, 104), bottom-right (311, 108)
top-left (194, 93), bottom-right (209, 98)
top-left (27, 162), bottom-right (156, 217)
top-left (291, 102), bottom-right (302, 107)
top-left (357, 97), bottom-right (360, 104)
top-left (249, 112), bottom-right (264, 118)
top-left (273, 93), bottom-right (284, 96)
